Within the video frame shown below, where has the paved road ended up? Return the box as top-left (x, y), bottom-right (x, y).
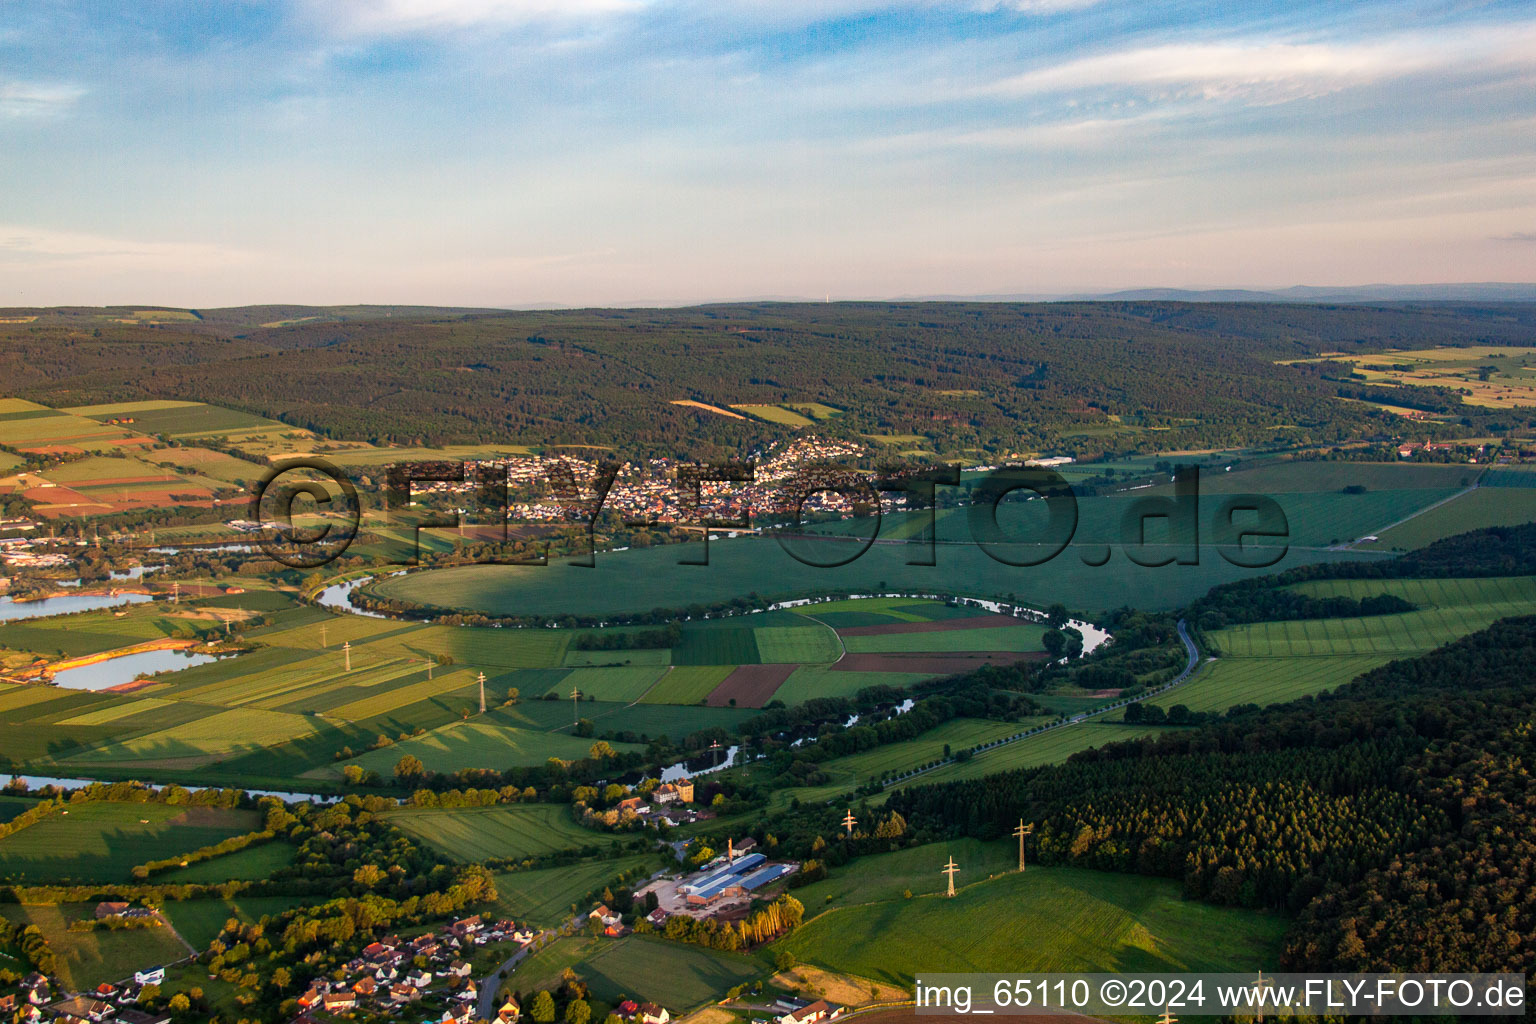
top-left (883, 618), bottom-right (1202, 789)
top-left (475, 935), bottom-right (545, 1021)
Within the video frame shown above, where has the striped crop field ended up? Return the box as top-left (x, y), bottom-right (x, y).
top-left (840, 623), bottom-right (1047, 654)
top-left (639, 665), bottom-right (736, 705)
top-left (558, 665), bottom-right (670, 702)
top-left (1212, 576), bottom-right (1536, 659)
top-left (385, 803), bottom-right (622, 862)
top-left (490, 854), bottom-right (659, 926)
top-left (337, 721), bottom-right (639, 778)
top-left (1150, 654), bottom-right (1393, 713)
top-left (753, 624), bottom-right (841, 663)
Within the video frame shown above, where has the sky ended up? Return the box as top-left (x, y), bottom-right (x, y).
top-left (2, 0), bottom-right (1535, 307)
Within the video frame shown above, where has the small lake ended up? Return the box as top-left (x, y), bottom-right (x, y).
top-left (2, 773), bottom-right (336, 804)
top-left (662, 744), bottom-right (739, 781)
top-left (315, 576), bottom-right (392, 618)
top-left (50, 648), bottom-right (229, 691)
top-left (0, 591), bottom-right (153, 622)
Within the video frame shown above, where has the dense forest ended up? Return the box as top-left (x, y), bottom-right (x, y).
top-left (890, 522), bottom-right (1536, 981)
top-left (4, 302), bottom-right (1535, 458)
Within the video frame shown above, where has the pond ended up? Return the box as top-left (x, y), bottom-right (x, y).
top-left (49, 648), bottom-right (230, 691)
top-left (0, 590), bottom-right (153, 622)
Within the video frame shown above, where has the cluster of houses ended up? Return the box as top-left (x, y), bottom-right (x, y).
top-left (585, 778), bottom-right (717, 832)
top-left (405, 436), bottom-right (883, 531)
top-left (289, 916), bottom-right (533, 1024)
top-left (1, 971), bottom-right (172, 1024)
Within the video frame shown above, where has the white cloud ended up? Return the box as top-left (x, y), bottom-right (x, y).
top-left (0, 225), bottom-right (251, 270)
top-left (982, 22), bottom-right (1536, 105)
top-left (318, 0), bottom-right (649, 33)
top-left (0, 81), bottom-right (85, 118)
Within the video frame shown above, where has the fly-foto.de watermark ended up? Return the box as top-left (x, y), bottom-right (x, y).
top-left (247, 457), bottom-right (1291, 571)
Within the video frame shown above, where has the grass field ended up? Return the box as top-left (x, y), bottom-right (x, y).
top-left (753, 624), bottom-right (841, 663)
top-left (385, 804), bottom-right (621, 862)
top-left (776, 844), bottom-right (1287, 985)
top-left (1155, 575), bottom-right (1536, 715)
top-left (366, 525), bottom-right (1382, 623)
top-left (729, 404), bottom-right (815, 427)
top-left (771, 666), bottom-right (935, 705)
top-left (1373, 485), bottom-right (1536, 550)
top-left (490, 854), bottom-right (659, 926)
top-left (159, 894), bottom-right (316, 950)
top-left (821, 718), bottom-right (1049, 784)
top-left (891, 724), bottom-right (1169, 787)
top-left (156, 842), bottom-right (298, 884)
top-left (558, 665), bottom-right (670, 702)
top-left (1151, 654), bottom-right (1392, 713)
top-left (337, 720), bottom-right (639, 778)
top-left (0, 903), bottom-right (190, 990)
top-left (65, 399), bottom-right (289, 438)
top-left (0, 802), bottom-right (260, 883)
top-left (671, 625), bottom-right (761, 666)
top-left (840, 623), bottom-right (1047, 654)
top-left (514, 933), bottom-right (761, 1012)
top-left (639, 665), bottom-right (736, 705)
top-left (1210, 576), bottom-right (1536, 659)
top-left (64, 706), bottom-right (323, 767)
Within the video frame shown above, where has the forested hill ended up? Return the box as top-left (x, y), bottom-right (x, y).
top-left (3, 302), bottom-right (1535, 456)
top-left (888, 612), bottom-right (1536, 979)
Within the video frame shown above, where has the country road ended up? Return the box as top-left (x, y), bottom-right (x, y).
top-left (884, 618), bottom-right (1202, 789)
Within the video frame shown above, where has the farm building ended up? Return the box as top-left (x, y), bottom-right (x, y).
top-left (678, 853), bottom-right (796, 905)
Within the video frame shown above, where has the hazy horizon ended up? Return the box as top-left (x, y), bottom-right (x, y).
top-left (4, 0), bottom-right (1535, 307)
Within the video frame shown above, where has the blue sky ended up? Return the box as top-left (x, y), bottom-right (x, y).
top-left (2, 0), bottom-right (1534, 306)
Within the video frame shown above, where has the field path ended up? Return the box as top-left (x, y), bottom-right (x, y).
top-left (884, 619), bottom-right (1202, 789)
top-left (155, 911), bottom-right (200, 957)
top-left (1342, 473), bottom-right (1484, 549)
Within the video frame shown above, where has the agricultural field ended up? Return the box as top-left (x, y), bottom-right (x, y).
top-left (489, 854), bottom-right (659, 926)
top-left (0, 399), bottom-right (141, 450)
top-left (513, 933), bottom-right (761, 1012)
top-left (1287, 346), bottom-right (1536, 409)
top-left (770, 666), bottom-right (933, 705)
top-left (559, 665), bottom-right (670, 702)
top-left (1372, 485), bottom-right (1536, 550)
top-left (840, 623), bottom-right (1047, 654)
top-left (0, 802), bottom-right (261, 884)
top-left (155, 841), bottom-right (298, 884)
top-left (729, 404), bottom-right (815, 427)
top-left (1150, 655), bottom-right (1391, 714)
top-left (0, 902), bottom-right (191, 990)
top-left (65, 399), bottom-right (289, 438)
top-left (820, 718), bottom-right (1050, 785)
top-left (333, 720), bottom-right (639, 779)
top-left (365, 527), bottom-right (1381, 624)
top-left (639, 665), bottom-right (735, 705)
top-left (1150, 576), bottom-right (1536, 716)
top-left (891, 724), bottom-right (1170, 787)
top-left (1210, 576), bottom-right (1536, 659)
top-left (775, 847), bottom-right (1287, 985)
top-left (384, 803), bottom-right (622, 862)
